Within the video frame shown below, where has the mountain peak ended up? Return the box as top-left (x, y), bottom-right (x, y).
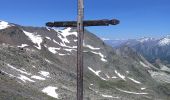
top-left (158, 36), bottom-right (170, 46)
top-left (0, 20), bottom-right (12, 30)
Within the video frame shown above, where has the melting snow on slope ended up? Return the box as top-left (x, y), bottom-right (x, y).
top-left (84, 43), bottom-right (100, 50)
top-left (53, 39), bottom-right (77, 49)
top-left (0, 21), bottom-right (11, 30)
top-left (116, 88), bottom-right (148, 95)
top-left (115, 70), bottom-right (126, 80)
top-left (17, 44), bottom-right (28, 48)
top-left (18, 74), bottom-right (35, 83)
top-left (63, 48), bottom-right (76, 52)
top-left (45, 36), bottom-right (51, 40)
top-left (31, 75), bottom-right (46, 80)
top-left (60, 27), bottom-right (77, 37)
top-left (1, 70), bottom-right (15, 77)
top-left (7, 64), bottom-right (31, 75)
top-left (39, 71), bottom-right (50, 77)
top-left (42, 86), bottom-right (59, 99)
top-left (56, 27), bottom-right (77, 45)
top-left (111, 76), bottom-right (118, 79)
top-left (90, 51), bottom-right (107, 62)
top-left (101, 94), bottom-right (119, 99)
top-left (140, 61), bottom-right (150, 68)
top-left (45, 59), bottom-right (52, 64)
top-left (88, 67), bottom-right (107, 80)
top-left (48, 47), bottom-right (70, 55)
top-left (141, 87), bottom-right (146, 90)
top-left (48, 47), bottom-right (60, 54)
top-left (128, 77), bottom-right (141, 84)
top-left (23, 30), bottom-right (43, 50)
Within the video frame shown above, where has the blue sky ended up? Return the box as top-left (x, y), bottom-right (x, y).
top-left (0, 0), bottom-right (170, 39)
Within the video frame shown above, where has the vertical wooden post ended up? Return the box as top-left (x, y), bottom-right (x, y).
top-left (77, 0), bottom-right (84, 100)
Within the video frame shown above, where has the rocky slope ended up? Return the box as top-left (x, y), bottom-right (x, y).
top-left (0, 20), bottom-right (169, 100)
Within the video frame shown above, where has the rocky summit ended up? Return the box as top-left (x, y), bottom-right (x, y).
top-left (0, 20), bottom-right (169, 100)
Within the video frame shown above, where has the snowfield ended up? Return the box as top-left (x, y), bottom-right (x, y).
top-left (42, 86), bottom-right (59, 99)
top-left (88, 67), bottom-right (107, 80)
top-left (23, 30), bottom-right (43, 50)
top-left (18, 74), bottom-right (35, 83)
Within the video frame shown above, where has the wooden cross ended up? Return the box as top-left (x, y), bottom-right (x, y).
top-left (46, 0), bottom-right (119, 100)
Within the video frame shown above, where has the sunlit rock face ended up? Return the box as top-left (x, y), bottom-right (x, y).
top-left (0, 20), bottom-right (169, 100)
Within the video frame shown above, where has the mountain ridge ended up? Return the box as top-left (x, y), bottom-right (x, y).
top-left (0, 20), bottom-right (169, 100)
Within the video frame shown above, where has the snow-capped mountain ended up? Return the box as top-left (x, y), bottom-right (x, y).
top-left (0, 20), bottom-right (169, 100)
top-left (158, 36), bottom-right (170, 46)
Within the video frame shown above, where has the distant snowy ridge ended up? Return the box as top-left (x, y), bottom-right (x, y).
top-left (158, 37), bottom-right (170, 46)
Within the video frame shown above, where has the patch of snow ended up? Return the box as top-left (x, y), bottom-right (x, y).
top-left (63, 48), bottom-right (76, 52)
top-left (141, 87), bottom-right (146, 90)
top-left (17, 44), bottom-right (28, 48)
top-left (59, 53), bottom-right (68, 56)
top-left (32, 65), bottom-right (36, 68)
top-left (116, 88), bottom-right (148, 95)
top-left (60, 27), bottom-right (77, 37)
top-left (84, 44), bottom-right (100, 50)
top-left (48, 47), bottom-right (60, 54)
top-left (90, 84), bottom-right (93, 86)
top-left (128, 77), bottom-right (141, 84)
top-left (45, 36), bottom-right (51, 40)
top-left (101, 94), bottom-right (119, 99)
top-left (126, 71), bottom-right (129, 74)
top-left (31, 75), bottom-right (46, 80)
top-left (111, 76), bottom-right (118, 79)
top-left (53, 39), bottom-right (77, 49)
top-left (39, 71), bottom-right (50, 77)
top-left (90, 51), bottom-right (107, 62)
top-left (45, 59), bottom-right (52, 64)
top-left (73, 39), bottom-right (77, 42)
top-left (1, 70), bottom-right (15, 77)
top-left (115, 70), bottom-right (126, 80)
top-left (88, 67), bottom-right (107, 80)
top-left (7, 64), bottom-right (31, 75)
top-left (18, 74), bottom-right (35, 83)
top-left (89, 87), bottom-right (99, 93)
top-left (140, 61), bottom-right (150, 68)
top-left (23, 30), bottom-right (43, 50)
top-left (42, 86), bottom-right (59, 99)
top-left (0, 21), bottom-right (11, 30)
top-left (105, 74), bottom-right (110, 79)
top-left (54, 27), bottom-right (77, 47)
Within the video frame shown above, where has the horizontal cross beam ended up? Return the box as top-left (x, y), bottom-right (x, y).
top-left (46, 19), bottom-right (119, 27)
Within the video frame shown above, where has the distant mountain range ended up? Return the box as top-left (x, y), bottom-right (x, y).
top-left (0, 20), bottom-right (170, 100)
top-left (104, 36), bottom-right (170, 67)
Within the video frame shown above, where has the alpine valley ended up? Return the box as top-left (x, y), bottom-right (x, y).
top-left (0, 20), bottom-right (169, 100)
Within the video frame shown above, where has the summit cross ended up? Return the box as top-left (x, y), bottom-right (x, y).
top-left (46, 0), bottom-right (120, 100)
